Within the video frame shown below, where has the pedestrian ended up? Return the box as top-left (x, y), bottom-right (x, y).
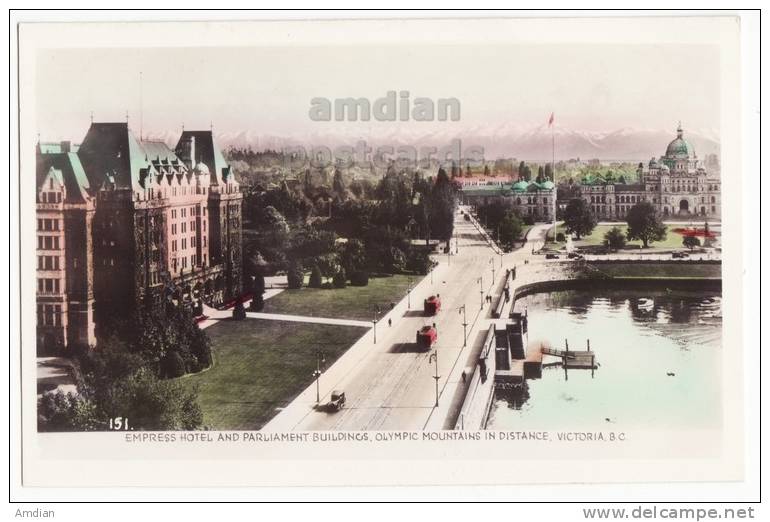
top-left (388, 318), bottom-right (392, 327)
top-left (461, 370), bottom-right (466, 383)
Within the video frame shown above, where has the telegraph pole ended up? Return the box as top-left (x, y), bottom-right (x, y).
top-left (459, 305), bottom-right (467, 347)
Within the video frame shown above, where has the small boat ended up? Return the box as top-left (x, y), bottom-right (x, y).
top-left (637, 298), bottom-right (654, 310)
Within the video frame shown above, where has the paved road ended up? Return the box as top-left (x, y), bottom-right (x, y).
top-left (265, 207), bottom-right (551, 431)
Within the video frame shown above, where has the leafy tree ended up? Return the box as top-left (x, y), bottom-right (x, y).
top-left (626, 201), bottom-right (667, 248)
top-left (683, 235), bottom-right (701, 250)
top-left (604, 226), bottom-right (627, 251)
top-left (518, 161), bottom-right (526, 180)
top-left (536, 166), bottom-right (545, 183)
top-left (563, 198), bottom-right (597, 239)
top-left (339, 238), bottom-right (367, 274)
top-left (498, 212), bottom-right (524, 250)
top-left (483, 164), bottom-right (491, 177)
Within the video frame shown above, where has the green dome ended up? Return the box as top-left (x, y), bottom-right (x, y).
top-left (512, 180), bottom-right (530, 192)
top-left (537, 180), bottom-right (555, 190)
top-left (665, 124), bottom-right (695, 159)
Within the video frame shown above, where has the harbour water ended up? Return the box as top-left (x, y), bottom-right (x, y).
top-left (486, 289), bottom-right (722, 431)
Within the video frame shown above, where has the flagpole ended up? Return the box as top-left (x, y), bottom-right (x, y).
top-left (551, 114), bottom-right (556, 242)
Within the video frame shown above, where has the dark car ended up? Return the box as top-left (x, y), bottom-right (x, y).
top-left (545, 253), bottom-right (560, 259)
top-left (328, 390), bottom-right (346, 411)
top-left (672, 252), bottom-right (689, 259)
top-left (567, 252), bottom-right (583, 259)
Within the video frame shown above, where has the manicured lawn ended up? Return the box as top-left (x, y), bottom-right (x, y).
top-left (262, 274), bottom-right (418, 321)
top-left (552, 224), bottom-right (700, 249)
top-left (180, 318), bottom-right (367, 430)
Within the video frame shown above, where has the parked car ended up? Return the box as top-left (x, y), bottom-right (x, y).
top-left (567, 252), bottom-right (583, 259)
top-left (328, 390), bottom-right (346, 411)
top-left (672, 252), bottom-right (689, 259)
top-left (545, 253), bottom-right (560, 259)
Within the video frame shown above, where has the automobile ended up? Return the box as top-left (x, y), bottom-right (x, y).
top-left (567, 252), bottom-right (583, 259)
top-left (672, 252), bottom-right (689, 259)
top-left (423, 295), bottom-right (441, 316)
top-left (545, 253), bottom-right (560, 259)
top-left (328, 390), bottom-right (346, 411)
top-left (416, 325), bottom-right (438, 349)
top-left (463, 214), bottom-right (470, 221)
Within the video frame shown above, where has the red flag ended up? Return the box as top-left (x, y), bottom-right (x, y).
top-left (548, 112), bottom-right (555, 127)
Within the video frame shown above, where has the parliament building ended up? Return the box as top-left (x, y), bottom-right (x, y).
top-left (36, 122), bottom-right (243, 352)
top-left (578, 124), bottom-right (721, 220)
top-left (460, 124), bottom-right (721, 222)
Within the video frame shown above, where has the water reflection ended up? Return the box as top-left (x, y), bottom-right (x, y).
top-left (487, 289), bottom-right (722, 430)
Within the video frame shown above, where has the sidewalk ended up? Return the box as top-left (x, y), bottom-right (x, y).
top-left (263, 262), bottom-right (450, 432)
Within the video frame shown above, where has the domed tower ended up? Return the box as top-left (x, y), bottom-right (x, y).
top-left (663, 122), bottom-right (698, 174)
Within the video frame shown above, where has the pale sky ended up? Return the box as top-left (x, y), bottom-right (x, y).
top-left (36, 43), bottom-right (720, 142)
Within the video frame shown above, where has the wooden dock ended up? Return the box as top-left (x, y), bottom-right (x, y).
top-left (540, 340), bottom-right (597, 378)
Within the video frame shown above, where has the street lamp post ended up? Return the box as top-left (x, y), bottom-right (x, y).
top-left (407, 278), bottom-right (412, 309)
top-left (459, 305), bottom-right (467, 347)
top-left (478, 276), bottom-right (484, 310)
top-left (429, 351), bottom-right (440, 408)
top-left (372, 306), bottom-right (380, 344)
top-left (313, 350), bottom-right (325, 405)
top-left (490, 257), bottom-right (495, 283)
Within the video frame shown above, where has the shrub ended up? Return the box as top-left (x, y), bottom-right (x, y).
top-left (406, 249), bottom-right (432, 275)
top-left (350, 270), bottom-right (370, 286)
top-left (161, 351), bottom-right (187, 379)
top-left (683, 235), bottom-right (701, 250)
top-left (333, 269), bottom-right (347, 288)
top-left (384, 247), bottom-right (406, 274)
top-left (308, 265), bottom-right (323, 288)
top-left (232, 300), bottom-right (246, 320)
top-left (287, 262), bottom-right (303, 289)
top-left (249, 294), bottom-right (265, 312)
top-left (38, 391), bottom-right (98, 432)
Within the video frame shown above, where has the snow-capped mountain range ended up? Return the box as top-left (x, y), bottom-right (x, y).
top-left (142, 124), bottom-right (720, 162)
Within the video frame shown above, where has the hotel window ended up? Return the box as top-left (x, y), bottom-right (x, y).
top-left (182, 238), bottom-right (187, 250)
top-left (181, 223), bottom-right (186, 234)
top-left (191, 255), bottom-right (197, 266)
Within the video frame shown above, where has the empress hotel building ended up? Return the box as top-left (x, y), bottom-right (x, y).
top-left (36, 122), bottom-right (243, 352)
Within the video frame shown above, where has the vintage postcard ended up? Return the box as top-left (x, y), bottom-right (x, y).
top-left (15, 14), bottom-right (750, 490)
